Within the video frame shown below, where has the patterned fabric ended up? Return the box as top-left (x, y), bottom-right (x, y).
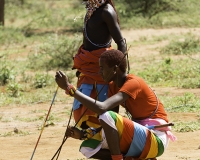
top-left (73, 83), bottom-right (108, 128)
top-left (99, 111), bottom-right (165, 159)
top-left (72, 46), bottom-right (111, 128)
top-left (136, 118), bottom-right (177, 142)
top-left (79, 111), bottom-right (166, 159)
top-left (81, 127), bottom-right (100, 140)
top-left (80, 131), bottom-right (103, 158)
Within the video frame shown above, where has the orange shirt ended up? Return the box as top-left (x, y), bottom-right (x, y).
top-left (108, 74), bottom-right (168, 122)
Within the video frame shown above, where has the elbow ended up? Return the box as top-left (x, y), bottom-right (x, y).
top-left (116, 39), bottom-right (127, 54)
top-left (97, 105), bottom-right (107, 115)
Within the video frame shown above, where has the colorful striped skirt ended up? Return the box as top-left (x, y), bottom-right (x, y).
top-left (80, 111), bottom-right (167, 159)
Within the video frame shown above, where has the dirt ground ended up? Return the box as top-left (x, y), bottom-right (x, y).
top-left (1, 28), bottom-right (200, 160)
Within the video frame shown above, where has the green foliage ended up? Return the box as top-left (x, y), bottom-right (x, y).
top-left (173, 121), bottom-right (200, 132)
top-left (0, 130), bottom-right (30, 137)
top-left (37, 113), bottom-right (62, 130)
top-left (0, 27), bottom-right (25, 45)
top-left (28, 35), bottom-right (82, 70)
top-left (6, 82), bottom-right (22, 97)
top-left (14, 115), bottom-right (41, 122)
top-left (116, 0), bottom-right (200, 28)
top-left (138, 58), bottom-right (200, 88)
top-left (20, 71), bottom-right (32, 83)
top-left (33, 73), bottom-right (52, 89)
top-left (163, 93), bottom-right (200, 112)
top-left (116, 0), bottom-right (181, 29)
top-left (3, 0), bottom-right (200, 30)
top-left (0, 64), bottom-right (15, 85)
top-left (116, 0), bottom-right (179, 18)
top-left (5, 0), bottom-right (84, 32)
top-left (5, 0), bottom-right (24, 6)
top-left (160, 35), bottom-right (200, 55)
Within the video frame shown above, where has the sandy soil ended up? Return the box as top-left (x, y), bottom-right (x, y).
top-left (0, 28), bottom-right (200, 160)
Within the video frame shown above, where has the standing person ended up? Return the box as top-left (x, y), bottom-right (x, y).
top-left (72, 0), bottom-right (126, 132)
top-left (55, 49), bottom-right (177, 160)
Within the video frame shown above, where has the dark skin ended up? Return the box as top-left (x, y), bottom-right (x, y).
top-left (63, 1), bottom-right (126, 158)
top-left (55, 58), bottom-right (129, 158)
top-left (83, 1), bottom-right (126, 53)
top-left (76, 0), bottom-right (124, 126)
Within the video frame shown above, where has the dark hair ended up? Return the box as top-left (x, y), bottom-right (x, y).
top-left (100, 49), bottom-right (127, 72)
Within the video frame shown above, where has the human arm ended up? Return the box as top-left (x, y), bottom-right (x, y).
top-left (55, 71), bottom-right (129, 115)
top-left (102, 4), bottom-right (127, 54)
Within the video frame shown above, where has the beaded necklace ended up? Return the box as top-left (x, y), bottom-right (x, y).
top-left (83, 0), bottom-right (112, 47)
top-left (85, 0), bottom-right (106, 22)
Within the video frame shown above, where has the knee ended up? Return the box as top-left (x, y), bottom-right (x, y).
top-left (99, 111), bottom-right (117, 129)
top-left (99, 111), bottom-right (109, 126)
top-left (99, 110), bottom-right (114, 122)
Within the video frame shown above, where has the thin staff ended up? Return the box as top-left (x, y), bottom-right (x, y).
top-left (147, 123), bottom-right (174, 129)
top-left (30, 86), bottom-right (59, 160)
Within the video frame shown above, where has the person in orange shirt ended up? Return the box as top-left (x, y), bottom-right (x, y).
top-left (55, 49), bottom-right (176, 160)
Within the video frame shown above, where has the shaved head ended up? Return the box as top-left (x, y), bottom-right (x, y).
top-left (100, 49), bottom-right (127, 72)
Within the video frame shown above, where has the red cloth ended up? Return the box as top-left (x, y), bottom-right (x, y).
top-left (73, 45), bottom-right (112, 87)
top-left (111, 154), bottom-right (123, 160)
top-left (73, 87), bottom-right (100, 126)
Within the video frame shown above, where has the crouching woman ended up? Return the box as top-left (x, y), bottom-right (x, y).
top-left (55, 49), bottom-right (176, 160)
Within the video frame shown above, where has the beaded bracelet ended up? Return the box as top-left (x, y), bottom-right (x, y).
top-left (65, 84), bottom-right (77, 97)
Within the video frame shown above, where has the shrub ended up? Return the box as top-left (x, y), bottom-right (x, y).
top-left (160, 36), bottom-right (200, 55)
top-left (116, 0), bottom-right (180, 18)
top-left (33, 73), bottom-right (52, 89)
top-left (6, 82), bottom-right (21, 97)
top-left (28, 34), bottom-right (82, 70)
top-left (0, 65), bottom-right (15, 85)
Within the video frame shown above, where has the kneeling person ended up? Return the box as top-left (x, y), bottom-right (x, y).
top-left (55, 49), bottom-right (176, 160)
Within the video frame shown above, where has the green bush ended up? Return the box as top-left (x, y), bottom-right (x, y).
top-left (0, 27), bottom-right (25, 45)
top-left (138, 58), bottom-right (200, 88)
top-left (116, 0), bottom-right (179, 18)
top-left (6, 82), bottom-right (22, 97)
top-left (160, 36), bottom-right (200, 55)
top-left (0, 65), bottom-right (15, 85)
top-left (28, 35), bottom-right (82, 70)
top-left (33, 73), bottom-right (52, 89)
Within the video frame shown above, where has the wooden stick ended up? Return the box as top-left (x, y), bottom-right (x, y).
top-left (147, 123), bottom-right (174, 129)
top-left (30, 86), bottom-right (59, 160)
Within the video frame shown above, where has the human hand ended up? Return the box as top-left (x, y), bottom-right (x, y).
top-left (55, 70), bottom-right (70, 90)
top-left (65, 126), bottom-right (83, 140)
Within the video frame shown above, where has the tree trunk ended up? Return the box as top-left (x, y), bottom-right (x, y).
top-left (0, 0), bottom-right (5, 26)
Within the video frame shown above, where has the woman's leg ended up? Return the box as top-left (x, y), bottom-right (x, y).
top-left (99, 112), bottom-right (124, 160)
top-left (90, 149), bottom-right (112, 160)
top-left (100, 120), bottom-right (121, 155)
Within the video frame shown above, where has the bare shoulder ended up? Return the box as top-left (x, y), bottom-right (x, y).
top-left (102, 3), bottom-right (116, 17)
top-left (101, 3), bottom-right (117, 23)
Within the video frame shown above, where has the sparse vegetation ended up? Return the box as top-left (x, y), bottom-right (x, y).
top-left (0, 0), bottom-right (199, 131)
top-left (160, 34), bottom-right (200, 55)
top-left (173, 121), bottom-right (200, 132)
top-left (0, 0), bottom-right (200, 159)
